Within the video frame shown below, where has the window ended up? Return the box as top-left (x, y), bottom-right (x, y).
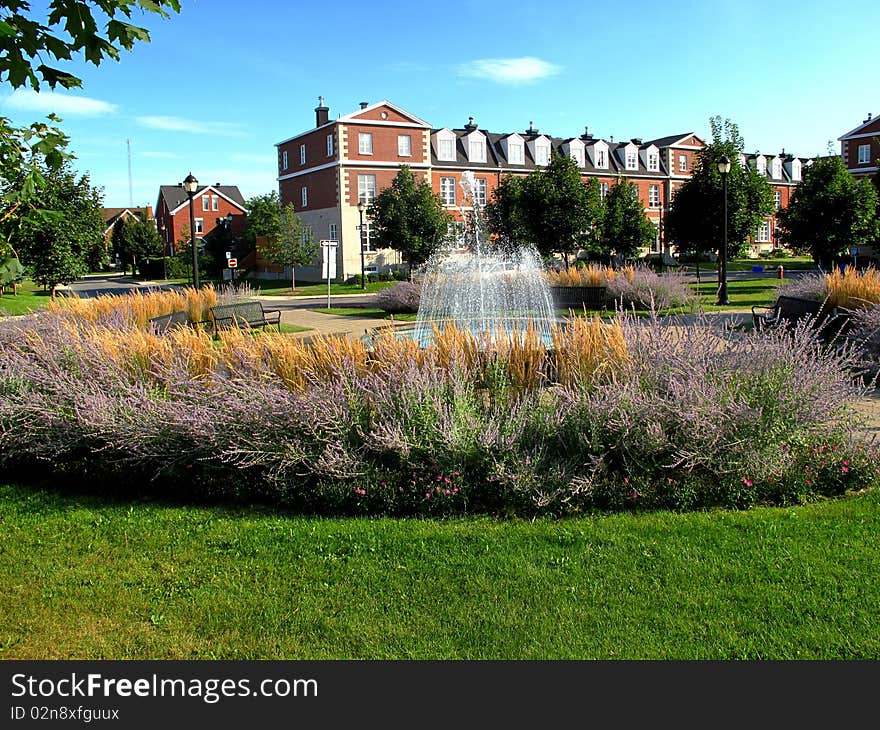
top-left (571, 148), bottom-right (584, 166)
top-left (358, 133), bottom-right (373, 154)
top-left (300, 144), bottom-right (306, 165)
top-left (398, 135), bottom-right (412, 156)
top-left (775, 190), bottom-right (782, 208)
top-left (596, 149), bottom-right (607, 168)
top-left (440, 177), bottom-right (456, 206)
top-left (535, 145), bottom-right (550, 166)
top-left (468, 139), bottom-right (485, 162)
top-left (508, 143), bottom-right (524, 164)
top-left (301, 226), bottom-right (312, 246)
top-left (301, 187), bottom-right (308, 208)
top-left (194, 218), bottom-right (203, 234)
top-left (859, 144), bottom-right (871, 164)
top-left (626, 151), bottom-right (638, 170)
top-left (600, 182), bottom-right (609, 199)
top-left (678, 154), bottom-right (688, 172)
top-left (756, 220), bottom-right (771, 242)
top-left (757, 158), bottom-right (767, 176)
top-left (647, 153), bottom-right (659, 171)
top-left (474, 178), bottom-right (487, 206)
top-left (327, 135), bottom-right (334, 157)
top-left (328, 223), bottom-right (337, 241)
top-left (362, 221), bottom-right (374, 252)
top-left (648, 184), bottom-right (660, 207)
top-left (282, 150), bottom-right (288, 170)
top-left (439, 138), bottom-right (455, 161)
top-left (202, 196), bottom-right (209, 211)
top-left (772, 159), bottom-right (782, 178)
top-left (357, 174), bottom-right (376, 202)
top-left (211, 195), bottom-right (218, 211)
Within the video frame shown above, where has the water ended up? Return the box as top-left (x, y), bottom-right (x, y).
top-left (412, 171), bottom-right (556, 345)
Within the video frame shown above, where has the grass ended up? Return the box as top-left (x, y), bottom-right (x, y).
top-left (726, 256), bottom-right (815, 272)
top-left (1, 481), bottom-right (878, 660)
top-left (0, 279), bottom-right (53, 316)
top-left (311, 307), bottom-right (418, 321)
top-left (246, 279), bottom-right (397, 297)
top-left (279, 323), bottom-right (313, 334)
top-left (690, 278), bottom-right (783, 310)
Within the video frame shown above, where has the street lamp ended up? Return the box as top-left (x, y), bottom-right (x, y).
top-left (357, 198), bottom-right (367, 290)
top-left (716, 156), bottom-right (731, 305)
top-left (183, 172), bottom-right (199, 288)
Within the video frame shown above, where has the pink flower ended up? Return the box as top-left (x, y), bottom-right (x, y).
top-left (843, 460), bottom-right (850, 466)
top-left (623, 477), bottom-right (630, 484)
top-left (743, 478), bottom-right (753, 488)
top-left (453, 471), bottom-right (460, 477)
top-left (444, 477), bottom-right (451, 483)
top-left (842, 466), bottom-right (849, 474)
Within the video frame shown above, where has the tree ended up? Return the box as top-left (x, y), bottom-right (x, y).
top-left (260, 203), bottom-right (317, 290)
top-left (368, 165), bottom-right (453, 278)
top-left (0, 2), bottom-right (181, 258)
top-left (241, 191), bottom-right (282, 251)
top-left (777, 156), bottom-right (879, 269)
top-left (14, 161), bottom-right (104, 293)
top-left (484, 175), bottom-right (530, 248)
top-left (597, 178), bottom-right (657, 259)
top-left (112, 214), bottom-right (161, 275)
top-left (665, 117), bottom-right (775, 261)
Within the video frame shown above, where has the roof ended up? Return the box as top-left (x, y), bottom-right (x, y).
top-left (158, 184), bottom-right (247, 214)
top-left (645, 133), bottom-right (696, 148)
top-left (101, 206), bottom-right (152, 225)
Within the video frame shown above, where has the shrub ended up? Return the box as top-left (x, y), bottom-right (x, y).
top-left (606, 266), bottom-right (694, 310)
top-left (373, 280), bottom-right (421, 313)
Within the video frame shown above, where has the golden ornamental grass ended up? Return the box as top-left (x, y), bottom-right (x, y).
top-left (824, 266), bottom-right (880, 310)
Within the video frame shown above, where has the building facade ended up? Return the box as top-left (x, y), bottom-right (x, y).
top-left (839, 113), bottom-right (880, 180)
top-left (277, 99), bottom-right (809, 281)
top-left (155, 183), bottom-right (248, 255)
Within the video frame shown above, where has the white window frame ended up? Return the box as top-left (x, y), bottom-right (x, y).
top-left (475, 178), bottom-right (487, 206)
top-left (858, 144), bottom-right (871, 164)
top-left (300, 144), bottom-right (306, 165)
top-left (647, 153), bottom-right (659, 171)
top-left (679, 154), bottom-right (688, 172)
top-left (282, 150), bottom-right (288, 170)
top-left (571, 149), bottom-right (584, 166)
top-left (301, 226), bottom-right (312, 246)
top-left (772, 160), bottom-right (782, 178)
top-left (599, 182), bottom-right (609, 199)
top-left (596, 149), bottom-right (607, 168)
top-left (756, 220), bottom-right (771, 242)
top-left (508, 143), bottom-right (524, 164)
top-left (201, 196), bottom-right (209, 211)
top-left (327, 134), bottom-right (334, 157)
top-left (357, 174), bottom-right (376, 203)
top-left (440, 177), bottom-right (456, 206)
top-left (301, 187), bottom-right (308, 208)
top-left (398, 135), bottom-right (412, 157)
top-left (648, 184), bottom-right (660, 207)
top-left (194, 218), bottom-right (203, 234)
top-left (211, 195), bottom-right (218, 211)
top-left (438, 138), bottom-right (455, 161)
top-left (328, 223), bottom-right (337, 241)
top-left (775, 190), bottom-right (782, 208)
top-left (535, 144), bottom-right (550, 166)
top-left (358, 133), bottom-right (373, 155)
top-left (757, 158), bottom-right (767, 176)
top-left (625, 151), bottom-right (638, 170)
top-left (468, 139), bottom-right (485, 163)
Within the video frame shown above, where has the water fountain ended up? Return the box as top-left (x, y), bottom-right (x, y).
top-left (410, 171), bottom-right (556, 346)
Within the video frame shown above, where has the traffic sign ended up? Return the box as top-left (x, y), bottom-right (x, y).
top-left (228, 258), bottom-right (238, 268)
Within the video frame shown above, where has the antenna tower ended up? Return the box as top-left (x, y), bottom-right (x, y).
top-left (126, 138), bottom-right (133, 207)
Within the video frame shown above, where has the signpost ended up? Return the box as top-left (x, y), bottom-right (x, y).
top-left (227, 257), bottom-right (238, 285)
top-left (320, 240), bottom-right (338, 309)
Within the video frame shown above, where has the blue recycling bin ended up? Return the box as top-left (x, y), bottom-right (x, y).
top-left (751, 265), bottom-right (764, 273)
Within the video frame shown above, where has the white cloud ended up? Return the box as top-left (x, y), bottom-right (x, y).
top-left (4, 89), bottom-right (118, 116)
top-left (458, 57), bottom-right (562, 85)
top-left (136, 115), bottom-right (246, 137)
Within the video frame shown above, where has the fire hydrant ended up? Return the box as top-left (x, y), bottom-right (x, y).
top-left (777, 265), bottom-right (785, 279)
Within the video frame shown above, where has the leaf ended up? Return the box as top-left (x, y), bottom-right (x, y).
top-left (0, 21), bottom-right (17, 37)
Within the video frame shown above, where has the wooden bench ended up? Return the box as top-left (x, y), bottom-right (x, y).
top-left (210, 301), bottom-right (282, 333)
top-left (549, 285), bottom-right (608, 311)
top-left (149, 310), bottom-right (193, 335)
top-left (752, 296), bottom-right (837, 335)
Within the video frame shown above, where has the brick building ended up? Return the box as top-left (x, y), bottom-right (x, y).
top-left (100, 205), bottom-right (154, 243)
top-left (839, 112), bottom-right (880, 180)
top-left (277, 98), bottom-right (809, 282)
top-left (155, 183), bottom-right (247, 255)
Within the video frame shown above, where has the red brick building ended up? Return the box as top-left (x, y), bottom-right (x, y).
top-left (155, 183), bottom-right (247, 255)
top-left (100, 205), bottom-right (154, 243)
top-left (277, 98), bottom-right (810, 281)
top-left (839, 112), bottom-right (880, 180)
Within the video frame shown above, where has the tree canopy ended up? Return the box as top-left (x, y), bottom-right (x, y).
top-left (259, 202), bottom-right (317, 290)
top-left (777, 156), bottom-right (879, 269)
top-left (111, 213), bottom-right (162, 274)
top-left (665, 117), bottom-right (775, 260)
top-left (368, 165), bottom-right (453, 276)
top-left (596, 178), bottom-right (657, 259)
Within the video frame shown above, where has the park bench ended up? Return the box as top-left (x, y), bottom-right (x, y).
top-left (210, 301), bottom-right (282, 334)
top-left (549, 285), bottom-right (608, 311)
top-left (149, 310), bottom-right (193, 335)
top-left (752, 296), bottom-right (840, 338)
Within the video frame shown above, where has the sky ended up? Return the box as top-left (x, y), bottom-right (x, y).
top-left (0, 0), bottom-right (877, 208)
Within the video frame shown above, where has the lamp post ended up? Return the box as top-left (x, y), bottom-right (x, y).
top-left (716, 156), bottom-right (731, 306)
top-left (357, 198), bottom-right (366, 290)
top-left (183, 172), bottom-right (199, 288)
top-left (158, 222), bottom-right (167, 281)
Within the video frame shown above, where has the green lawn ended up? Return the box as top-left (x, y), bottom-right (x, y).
top-left (690, 277), bottom-right (783, 310)
top-left (727, 256), bottom-right (816, 272)
top-left (311, 307), bottom-right (418, 321)
top-left (0, 279), bottom-right (53, 316)
top-left (1, 482), bottom-right (877, 659)
top-left (246, 279), bottom-right (397, 297)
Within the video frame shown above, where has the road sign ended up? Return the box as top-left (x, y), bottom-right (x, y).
top-left (320, 240), bottom-right (338, 279)
top-left (228, 258), bottom-right (238, 268)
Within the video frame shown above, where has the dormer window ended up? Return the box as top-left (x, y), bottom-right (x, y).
top-left (771, 159), bottom-right (782, 178)
top-left (571, 148), bottom-right (584, 166)
top-left (756, 157), bottom-right (767, 175)
top-left (647, 153), bottom-right (659, 171)
top-left (596, 149), bottom-right (607, 168)
top-left (509, 143), bottom-right (524, 164)
top-left (625, 150), bottom-right (638, 170)
top-left (439, 139), bottom-right (454, 160)
top-left (468, 138), bottom-right (486, 163)
top-left (791, 159), bottom-right (802, 181)
top-left (535, 144), bottom-right (550, 166)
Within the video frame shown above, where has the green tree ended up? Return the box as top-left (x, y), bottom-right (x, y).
top-left (597, 178), bottom-right (657, 259)
top-left (777, 156), bottom-right (879, 269)
top-left (484, 174), bottom-right (530, 248)
top-left (665, 117), bottom-right (775, 261)
top-left (15, 161), bottom-right (104, 293)
top-left (0, 2), bottom-right (181, 259)
top-left (241, 191), bottom-right (282, 251)
top-left (260, 203), bottom-right (318, 290)
top-left (112, 214), bottom-right (161, 275)
top-left (368, 165), bottom-right (453, 278)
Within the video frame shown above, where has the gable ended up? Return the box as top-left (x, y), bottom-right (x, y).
top-left (678, 134), bottom-right (704, 148)
top-left (840, 116), bottom-right (880, 140)
top-left (344, 101), bottom-right (431, 127)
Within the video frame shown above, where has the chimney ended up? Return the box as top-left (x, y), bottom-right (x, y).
top-left (610, 135), bottom-right (614, 143)
top-left (631, 137), bottom-right (642, 145)
top-left (865, 112), bottom-right (873, 123)
top-left (359, 101), bottom-right (369, 110)
top-left (464, 116), bottom-right (477, 131)
top-left (581, 126), bottom-right (593, 140)
top-left (315, 96), bottom-right (329, 126)
top-left (524, 121), bottom-right (539, 137)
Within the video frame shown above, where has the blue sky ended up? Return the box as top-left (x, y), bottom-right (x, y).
top-left (0, 0), bottom-right (876, 208)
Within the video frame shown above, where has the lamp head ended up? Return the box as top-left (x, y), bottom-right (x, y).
top-left (717, 156), bottom-right (731, 175)
top-left (183, 172), bottom-right (199, 194)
